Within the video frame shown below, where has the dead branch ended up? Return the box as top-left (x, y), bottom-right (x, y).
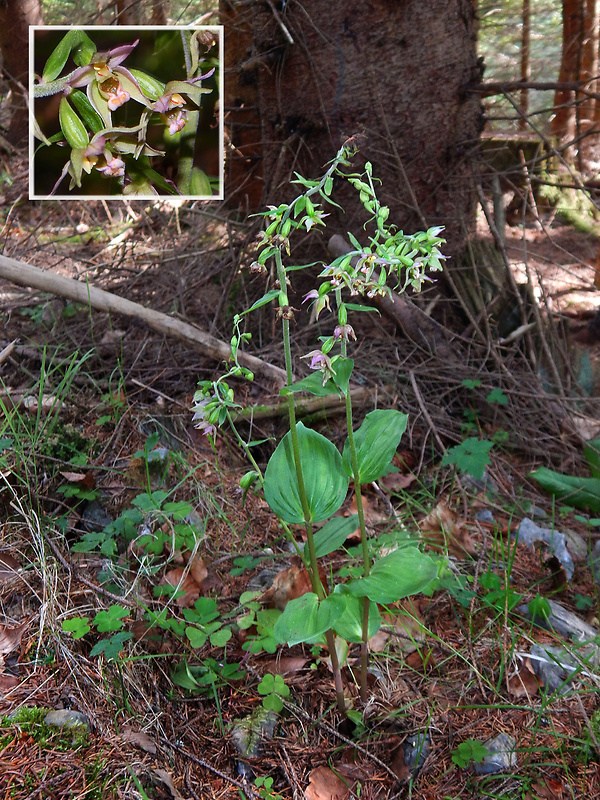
top-left (233, 384), bottom-right (383, 422)
top-left (0, 253), bottom-right (287, 385)
top-left (475, 79), bottom-right (600, 99)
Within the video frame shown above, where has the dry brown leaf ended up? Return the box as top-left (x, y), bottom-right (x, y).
top-left (0, 552), bottom-right (21, 586)
top-left (263, 656), bottom-right (309, 674)
top-left (390, 745), bottom-right (410, 782)
top-left (419, 500), bottom-right (477, 557)
top-left (0, 621), bottom-right (28, 655)
top-left (531, 778), bottom-right (565, 799)
top-left (122, 728), bottom-right (157, 755)
top-left (304, 766), bottom-right (349, 800)
top-left (379, 471), bottom-right (416, 493)
top-left (162, 568), bottom-right (202, 608)
top-left (0, 674), bottom-right (20, 693)
top-left (507, 659), bottom-right (540, 699)
top-left (262, 565), bottom-right (317, 611)
top-left (152, 768), bottom-right (184, 800)
top-left (59, 471), bottom-right (96, 490)
top-left (348, 493), bottom-right (386, 527)
top-left (188, 553), bottom-right (208, 588)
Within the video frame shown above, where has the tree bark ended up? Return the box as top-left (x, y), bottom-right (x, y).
top-left (552, 0), bottom-right (597, 143)
top-left (520, 0), bottom-right (531, 130)
top-left (222, 0), bottom-right (482, 259)
top-left (0, 0), bottom-right (43, 146)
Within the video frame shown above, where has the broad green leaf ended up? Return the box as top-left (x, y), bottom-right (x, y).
top-left (331, 586), bottom-right (381, 643)
top-left (185, 627), bottom-right (208, 648)
top-left (62, 618), bottom-right (90, 638)
top-left (93, 606), bottom-right (128, 633)
top-left (347, 547), bottom-right (439, 604)
top-left (584, 440), bottom-right (600, 478)
top-left (441, 438), bottom-right (493, 481)
top-left (529, 467), bottom-right (600, 514)
top-left (343, 409), bottom-right (408, 484)
top-left (281, 372), bottom-right (341, 397)
top-left (262, 694), bottom-right (284, 712)
top-left (273, 592), bottom-right (342, 646)
top-left (264, 423), bottom-right (348, 523)
top-left (171, 660), bottom-right (200, 690)
top-left (308, 515), bottom-right (359, 559)
top-left (90, 631), bottom-right (132, 660)
top-left (331, 358), bottom-right (353, 394)
top-left (210, 627), bottom-right (232, 647)
top-left (42, 29), bottom-right (96, 82)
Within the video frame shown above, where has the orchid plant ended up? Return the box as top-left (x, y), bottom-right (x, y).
top-left (32, 28), bottom-right (219, 197)
top-left (192, 140), bottom-right (448, 712)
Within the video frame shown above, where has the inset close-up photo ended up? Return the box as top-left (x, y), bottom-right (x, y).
top-left (30, 26), bottom-right (222, 199)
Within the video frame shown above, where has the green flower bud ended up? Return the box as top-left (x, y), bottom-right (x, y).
top-left (239, 470), bottom-right (259, 491)
top-left (59, 97), bottom-right (89, 149)
top-left (129, 68), bottom-right (166, 101)
top-left (189, 168), bottom-right (211, 196)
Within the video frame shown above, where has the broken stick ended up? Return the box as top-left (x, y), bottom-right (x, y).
top-left (0, 254), bottom-right (287, 385)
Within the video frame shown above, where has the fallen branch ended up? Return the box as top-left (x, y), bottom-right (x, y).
top-left (0, 254), bottom-right (287, 385)
top-left (233, 384), bottom-right (384, 422)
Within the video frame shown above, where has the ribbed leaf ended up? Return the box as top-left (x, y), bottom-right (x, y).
top-left (343, 409), bottom-right (408, 484)
top-left (273, 592), bottom-right (342, 646)
top-left (331, 585), bottom-right (381, 643)
top-left (264, 423), bottom-right (348, 523)
top-left (530, 466), bottom-right (600, 513)
top-left (309, 515), bottom-right (359, 559)
top-left (347, 547), bottom-right (439, 604)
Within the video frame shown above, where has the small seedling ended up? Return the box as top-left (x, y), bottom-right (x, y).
top-left (486, 388), bottom-right (508, 405)
top-left (255, 776), bottom-right (283, 800)
top-left (451, 739), bottom-right (489, 768)
top-left (257, 673), bottom-right (290, 712)
top-left (441, 438), bottom-right (493, 481)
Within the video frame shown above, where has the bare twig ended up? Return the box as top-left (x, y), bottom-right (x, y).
top-left (0, 254), bottom-right (287, 385)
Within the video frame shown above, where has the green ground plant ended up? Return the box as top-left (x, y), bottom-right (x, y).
top-left (191, 139), bottom-right (448, 711)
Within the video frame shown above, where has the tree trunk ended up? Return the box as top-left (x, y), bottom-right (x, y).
top-left (552, 0), bottom-right (597, 145)
top-left (0, 0), bottom-right (43, 146)
top-left (222, 0), bottom-right (482, 259)
top-left (519, 0), bottom-right (531, 130)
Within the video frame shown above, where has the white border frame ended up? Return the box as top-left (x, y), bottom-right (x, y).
top-left (29, 25), bottom-right (224, 202)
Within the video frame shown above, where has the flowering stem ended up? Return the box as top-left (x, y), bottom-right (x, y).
top-left (336, 290), bottom-right (371, 703)
top-left (275, 248), bottom-right (346, 715)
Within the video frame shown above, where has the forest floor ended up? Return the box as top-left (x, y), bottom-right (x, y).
top-left (1, 179), bottom-right (600, 800)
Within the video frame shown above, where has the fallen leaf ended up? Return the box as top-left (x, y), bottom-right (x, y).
top-left (59, 471), bottom-right (96, 490)
top-left (122, 728), bottom-right (157, 755)
top-left (162, 568), bottom-right (202, 608)
top-left (379, 471), bottom-right (416, 493)
top-left (304, 766), bottom-right (349, 800)
top-left (370, 601), bottom-right (426, 655)
top-left (530, 778), bottom-right (565, 799)
top-left (262, 565), bottom-right (319, 611)
top-left (507, 658), bottom-right (540, 699)
top-left (390, 745), bottom-right (410, 782)
top-left (0, 621), bottom-right (28, 655)
top-left (419, 500), bottom-right (477, 557)
top-left (0, 674), bottom-right (20, 693)
top-left (0, 552), bottom-right (21, 586)
top-left (187, 552), bottom-right (208, 588)
top-left (152, 768), bottom-right (184, 800)
top-left (263, 656), bottom-right (309, 674)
